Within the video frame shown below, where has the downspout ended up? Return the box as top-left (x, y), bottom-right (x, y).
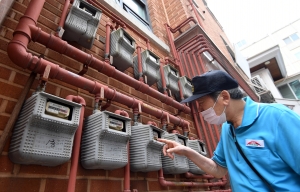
top-left (66, 95), bottom-right (86, 192)
top-left (7, 0), bottom-right (189, 130)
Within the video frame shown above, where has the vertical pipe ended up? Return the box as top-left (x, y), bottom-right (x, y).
top-left (159, 60), bottom-right (168, 96)
top-left (137, 45), bottom-right (143, 82)
top-left (105, 23), bottom-right (112, 63)
top-left (66, 96), bottom-right (86, 192)
top-left (188, 0), bottom-right (204, 29)
top-left (55, 0), bottom-right (71, 37)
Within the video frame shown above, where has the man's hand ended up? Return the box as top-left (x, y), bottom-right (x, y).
top-left (157, 138), bottom-right (189, 159)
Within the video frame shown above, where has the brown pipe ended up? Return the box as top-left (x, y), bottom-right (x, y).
top-left (191, 104), bottom-right (202, 140)
top-left (105, 22), bottom-right (112, 62)
top-left (65, 95), bottom-right (86, 192)
top-left (185, 172), bottom-right (214, 179)
top-left (147, 121), bottom-right (157, 127)
top-left (137, 45), bottom-right (143, 82)
top-left (124, 142), bottom-right (131, 192)
top-left (55, 0), bottom-right (72, 37)
top-left (115, 110), bottom-right (129, 118)
top-left (159, 60), bottom-right (168, 96)
top-left (164, 24), bottom-right (180, 64)
top-left (166, 17), bottom-right (197, 34)
top-left (7, 0), bottom-right (189, 129)
top-left (188, 0), bottom-right (204, 29)
top-left (158, 169), bottom-right (226, 187)
top-left (29, 26), bottom-right (190, 114)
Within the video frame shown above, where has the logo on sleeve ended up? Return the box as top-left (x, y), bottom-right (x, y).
top-left (245, 139), bottom-right (264, 147)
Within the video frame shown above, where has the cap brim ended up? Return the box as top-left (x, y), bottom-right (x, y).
top-left (180, 92), bottom-right (210, 103)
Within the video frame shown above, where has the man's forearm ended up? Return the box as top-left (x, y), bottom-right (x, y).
top-left (184, 147), bottom-right (227, 178)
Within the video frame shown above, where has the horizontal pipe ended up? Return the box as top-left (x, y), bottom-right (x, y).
top-left (185, 172), bottom-right (214, 179)
top-left (158, 169), bottom-right (227, 187)
top-left (29, 26), bottom-right (190, 114)
top-left (7, 0), bottom-right (190, 128)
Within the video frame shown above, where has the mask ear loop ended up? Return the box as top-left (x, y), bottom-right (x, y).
top-left (212, 93), bottom-right (221, 108)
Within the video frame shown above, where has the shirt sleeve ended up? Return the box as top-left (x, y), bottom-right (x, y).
top-left (211, 125), bottom-right (227, 168)
top-left (276, 109), bottom-right (300, 175)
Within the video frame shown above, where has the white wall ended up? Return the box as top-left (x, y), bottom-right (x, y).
top-left (275, 98), bottom-right (300, 115)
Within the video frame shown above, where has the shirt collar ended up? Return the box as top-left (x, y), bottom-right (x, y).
top-left (240, 96), bottom-right (260, 127)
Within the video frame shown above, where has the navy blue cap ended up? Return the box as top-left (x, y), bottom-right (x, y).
top-left (180, 70), bottom-right (238, 103)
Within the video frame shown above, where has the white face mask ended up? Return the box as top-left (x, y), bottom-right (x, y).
top-left (200, 95), bottom-right (227, 125)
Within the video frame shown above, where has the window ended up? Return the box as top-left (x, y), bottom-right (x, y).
top-left (289, 80), bottom-right (300, 99)
top-left (116, 0), bottom-right (151, 31)
top-left (295, 51), bottom-right (300, 60)
top-left (283, 33), bottom-right (299, 44)
top-left (236, 39), bottom-right (247, 48)
top-left (278, 79), bottom-right (300, 99)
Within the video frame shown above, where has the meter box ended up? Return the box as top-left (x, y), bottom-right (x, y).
top-left (8, 92), bottom-right (82, 166)
top-left (133, 50), bottom-right (161, 86)
top-left (81, 111), bottom-right (131, 170)
top-left (130, 123), bottom-right (165, 172)
top-left (179, 76), bottom-right (193, 99)
top-left (186, 140), bottom-right (208, 174)
top-left (62, 0), bottom-right (102, 49)
top-left (161, 133), bottom-right (189, 174)
top-left (157, 65), bottom-right (179, 95)
top-left (110, 28), bottom-right (136, 72)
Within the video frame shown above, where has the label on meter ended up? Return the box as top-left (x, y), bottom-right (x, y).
top-left (45, 101), bottom-right (70, 119)
top-left (108, 117), bottom-right (123, 131)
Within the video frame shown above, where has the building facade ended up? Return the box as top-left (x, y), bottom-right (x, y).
top-left (240, 18), bottom-right (300, 113)
top-left (0, 0), bottom-right (257, 191)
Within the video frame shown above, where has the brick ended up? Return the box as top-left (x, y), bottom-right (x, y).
top-left (90, 180), bottom-right (122, 192)
top-left (136, 170), bottom-right (158, 179)
top-left (148, 180), bottom-right (168, 191)
top-left (0, 115), bottom-right (10, 130)
top-left (0, 155), bottom-right (14, 172)
top-left (130, 180), bottom-right (147, 192)
top-left (76, 163), bottom-right (106, 177)
top-left (44, 179), bottom-right (67, 192)
top-left (130, 88), bottom-right (148, 101)
top-left (19, 162), bottom-right (68, 175)
top-left (75, 179), bottom-right (88, 192)
top-left (0, 66), bottom-right (12, 80)
top-left (0, 178), bottom-right (40, 192)
top-left (13, 72), bottom-right (29, 86)
top-left (5, 100), bottom-right (16, 114)
top-left (108, 167), bottom-right (124, 178)
top-left (108, 78), bottom-right (130, 93)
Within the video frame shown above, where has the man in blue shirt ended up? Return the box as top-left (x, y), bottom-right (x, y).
top-left (158, 70), bottom-right (300, 191)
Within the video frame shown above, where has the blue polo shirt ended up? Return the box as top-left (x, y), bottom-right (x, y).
top-left (212, 97), bottom-right (300, 191)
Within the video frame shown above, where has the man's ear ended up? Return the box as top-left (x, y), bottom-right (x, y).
top-left (220, 90), bottom-right (230, 105)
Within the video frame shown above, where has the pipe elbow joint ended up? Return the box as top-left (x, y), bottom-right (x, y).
top-left (7, 40), bottom-right (33, 69)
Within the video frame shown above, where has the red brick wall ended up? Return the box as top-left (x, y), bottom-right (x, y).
top-left (0, 0), bottom-right (233, 191)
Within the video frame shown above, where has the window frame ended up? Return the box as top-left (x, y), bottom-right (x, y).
top-left (116, 0), bottom-right (152, 31)
top-left (283, 32), bottom-right (299, 45)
